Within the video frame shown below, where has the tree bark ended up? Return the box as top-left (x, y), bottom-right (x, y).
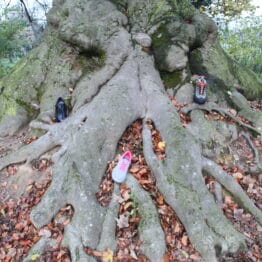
top-left (0, 0), bottom-right (261, 261)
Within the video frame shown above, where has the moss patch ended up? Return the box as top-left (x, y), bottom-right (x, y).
top-left (76, 46), bottom-right (106, 73)
top-left (152, 23), bottom-right (171, 69)
top-left (160, 70), bottom-right (182, 89)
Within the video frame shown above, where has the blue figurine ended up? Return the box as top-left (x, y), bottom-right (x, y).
top-left (55, 97), bottom-right (68, 122)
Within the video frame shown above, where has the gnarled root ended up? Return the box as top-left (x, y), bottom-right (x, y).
top-left (126, 175), bottom-right (166, 261)
top-left (139, 54), bottom-right (246, 261)
top-left (181, 102), bottom-right (261, 135)
top-left (0, 131), bottom-right (57, 171)
top-left (202, 157), bottom-right (262, 225)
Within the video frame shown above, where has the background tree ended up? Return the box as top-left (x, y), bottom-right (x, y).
top-left (191, 0), bottom-right (256, 18)
top-left (0, 0), bottom-right (261, 261)
top-left (219, 15), bottom-right (262, 78)
top-left (0, 0), bottom-right (52, 78)
top-left (0, 5), bottom-right (27, 77)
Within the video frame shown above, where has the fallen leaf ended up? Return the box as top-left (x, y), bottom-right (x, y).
top-left (181, 250), bottom-right (189, 258)
top-left (12, 184), bottom-right (18, 190)
top-left (123, 201), bottom-right (134, 211)
top-left (121, 190), bottom-right (130, 201)
top-left (101, 248), bottom-right (114, 262)
top-left (1, 181), bottom-right (7, 187)
top-left (129, 166), bottom-right (140, 173)
top-left (30, 253), bottom-right (40, 261)
top-left (116, 214), bottom-right (129, 229)
top-left (233, 208), bottom-right (243, 220)
top-left (161, 253), bottom-right (169, 262)
top-left (181, 235), bottom-right (188, 246)
top-left (57, 249), bottom-right (67, 260)
top-left (0, 209), bottom-right (5, 216)
top-left (174, 223), bottom-right (181, 233)
top-left (224, 195), bottom-right (232, 204)
top-left (129, 247), bottom-right (138, 260)
top-left (158, 141), bottom-right (166, 150)
top-left (7, 165), bottom-right (17, 175)
top-left (156, 194), bottom-right (164, 205)
top-left (138, 168), bottom-right (148, 176)
top-left (15, 222), bottom-right (25, 230)
top-left (38, 159), bottom-right (48, 170)
top-left (7, 248), bottom-right (16, 257)
top-left (113, 194), bottom-right (125, 204)
top-left (190, 254), bottom-right (201, 260)
top-left (257, 225), bottom-right (262, 232)
top-left (39, 228), bottom-right (52, 238)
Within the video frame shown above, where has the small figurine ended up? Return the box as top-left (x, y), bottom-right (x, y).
top-left (55, 97), bottom-right (68, 122)
top-left (193, 76), bottom-right (207, 104)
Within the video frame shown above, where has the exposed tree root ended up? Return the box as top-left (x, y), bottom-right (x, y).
top-left (96, 185), bottom-right (120, 252)
top-left (2, 1), bottom-right (261, 261)
top-left (72, 29), bottom-right (131, 111)
top-left (202, 157), bottom-right (262, 225)
top-left (214, 181), bottom-right (223, 207)
top-left (1, 51), bottom-right (259, 262)
top-left (0, 132), bottom-right (58, 171)
top-left (240, 131), bottom-right (262, 172)
top-left (24, 58), bottom-right (145, 260)
top-left (181, 102), bottom-right (261, 135)
top-left (139, 54), bottom-right (246, 261)
top-left (126, 175), bottom-right (165, 261)
top-left (23, 237), bottom-right (57, 262)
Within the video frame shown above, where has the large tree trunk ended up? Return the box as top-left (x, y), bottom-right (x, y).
top-left (0, 0), bottom-right (261, 261)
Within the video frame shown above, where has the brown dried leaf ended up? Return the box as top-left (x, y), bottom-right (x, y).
top-left (101, 248), bottom-right (114, 262)
top-left (174, 223), bottom-right (182, 233)
top-left (190, 254), bottom-right (201, 260)
top-left (129, 247), bottom-right (138, 260)
top-left (129, 166), bottom-right (140, 173)
top-left (7, 165), bottom-right (17, 175)
top-left (7, 248), bottom-right (16, 257)
top-left (12, 183), bottom-right (18, 190)
top-left (161, 252), bottom-right (170, 262)
top-left (15, 222), bottom-right (25, 230)
top-left (1, 181), bottom-right (7, 187)
top-left (233, 172), bottom-right (243, 181)
top-left (181, 235), bottom-right (188, 246)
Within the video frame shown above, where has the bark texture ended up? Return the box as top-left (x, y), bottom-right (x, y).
top-left (0, 0), bottom-right (261, 261)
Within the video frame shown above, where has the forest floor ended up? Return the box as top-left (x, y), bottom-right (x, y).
top-left (0, 99), bottom-right (261, 262)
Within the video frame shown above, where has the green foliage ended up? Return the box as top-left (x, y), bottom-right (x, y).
top-left (0, 6), bottom-right (27, 78)
top-left (192, 0), bottom-right (256, 18)
top-left (176, 0), bottom-right (196, 19)
top-left (219, 16), bottom-right (262, 78)
top-left (160, 71), bottom-right (182, 89)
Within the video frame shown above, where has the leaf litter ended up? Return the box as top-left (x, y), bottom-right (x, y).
top-left (0, 108), bottom-right (261, 261)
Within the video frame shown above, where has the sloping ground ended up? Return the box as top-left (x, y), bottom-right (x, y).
top-left (0, 99), bottom-right (261, 261)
